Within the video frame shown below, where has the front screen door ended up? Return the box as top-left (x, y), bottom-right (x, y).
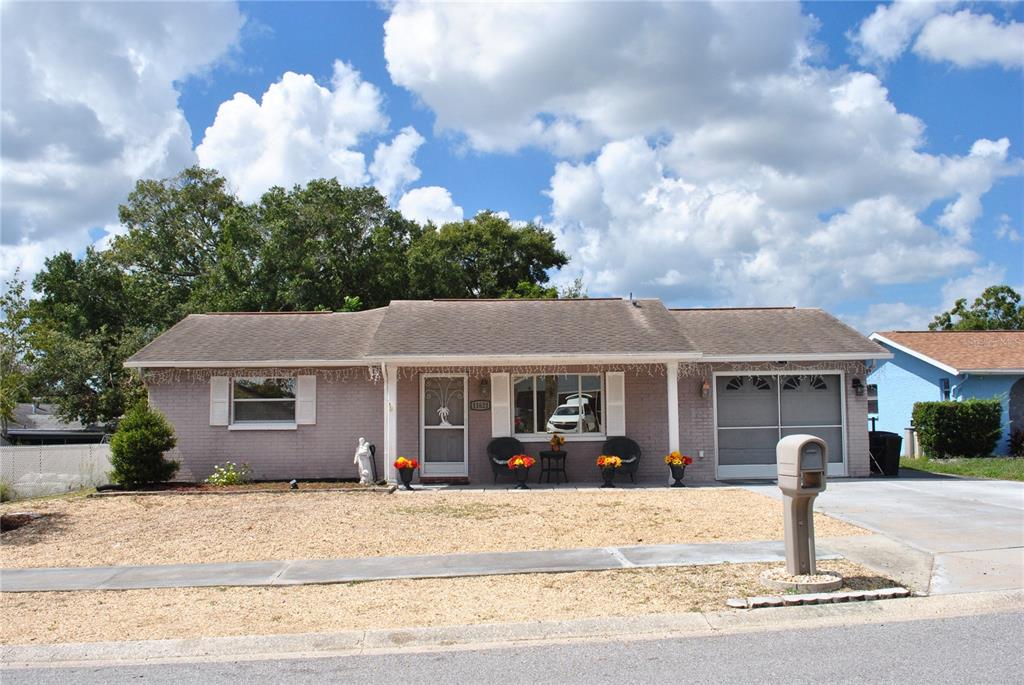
top-left (421, 375), bottom-right (468, 477)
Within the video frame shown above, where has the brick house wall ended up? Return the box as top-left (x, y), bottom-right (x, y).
top-left (147, 368), bottom-right (384, 481)
top-left (147, 360), bottom-right (870, 483)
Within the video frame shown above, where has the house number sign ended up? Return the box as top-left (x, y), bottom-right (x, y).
top-left (469, 400), bottom-right (491, 411)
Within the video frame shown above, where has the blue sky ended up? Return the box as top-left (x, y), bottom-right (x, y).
top-left (2, 1), bottom-right (1022, 332)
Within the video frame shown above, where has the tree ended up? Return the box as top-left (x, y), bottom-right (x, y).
top-left (111, 166), bottom-right (241, 321)
top-left (28, 249), bottom-right (147, 426)
top-left (109, 400), bottom-right (178, 486)
top-left (0, 273), bottom-right (31, 434)
top-left (408, 211), bottom-right (568, 299)
top-left (930, 285), bottom-right (1024, 331)
top-left (247, 181), bottom-right (419, 310)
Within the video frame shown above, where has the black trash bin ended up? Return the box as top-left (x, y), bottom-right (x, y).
top-left (868, 431), bottom-right (903, 477)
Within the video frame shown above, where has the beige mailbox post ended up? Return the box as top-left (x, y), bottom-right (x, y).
top-left (776, 434), bottom-right (827, 576)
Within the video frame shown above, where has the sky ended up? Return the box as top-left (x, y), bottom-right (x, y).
top-left (1, 0), bottom-right (1022, 332)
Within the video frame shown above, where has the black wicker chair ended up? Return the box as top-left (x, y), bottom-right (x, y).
top-left (488, 437), bottom-right (526, 483)
top-left (601, 437), bottom-right (642, 483)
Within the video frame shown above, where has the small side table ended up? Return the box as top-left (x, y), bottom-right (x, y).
top-left (538, 450), bottom-right (569, 484)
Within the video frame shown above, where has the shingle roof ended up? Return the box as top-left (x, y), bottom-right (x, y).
top-left (126, 308), bottom-right (387, 365)
top-left (671, 307), bottom-right (890, 358)
top-left (366, 299), bottom-right (696, 358)
top-left (873, 330), bottom-right (1024, 372)
top-left (126, 299), bottom-right (889, 367)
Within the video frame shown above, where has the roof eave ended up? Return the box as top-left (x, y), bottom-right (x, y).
top-left (869, 334), bottom-right (960, 375)
top-left (371, 352), bottom-right (702, 365)
top-left (124, 359), bottom-right (373, 369)
top-left (699, 352), bottom-right (892, 363)
top-left (958, 368), bottom-right (1024, 375)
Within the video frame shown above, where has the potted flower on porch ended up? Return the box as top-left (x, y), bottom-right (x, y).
top-left (394, 456), bottom-right (419, 491)
top-left (549, 433), bottom-right (566, 452)
top-left (596, 455), bottom-right (622, 488)
top-left (507, 454), bottom-right (536, 489)
top-left (664, 451), bottom-right (694, 487)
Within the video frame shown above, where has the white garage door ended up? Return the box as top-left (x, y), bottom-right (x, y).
top-left (715, 373), bottom-right (847, 479)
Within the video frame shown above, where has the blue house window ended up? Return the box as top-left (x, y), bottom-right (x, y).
top-left (940, 378), bottom-right (951, 401)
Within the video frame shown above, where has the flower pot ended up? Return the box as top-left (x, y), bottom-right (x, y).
top-left (669, 464), bottom-right (686, 487)
top-left (513, 467), bottom-right (531, 490)
top-left (601, 467), bottom-right (616, 488)
top-left (398, 467), bottom-right (415, 491)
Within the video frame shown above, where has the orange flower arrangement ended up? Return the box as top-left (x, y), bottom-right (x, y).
top-left (394, 456), bottom-right (419, 470)
top-left (597, 455), bottom-right (622, 469)
top-left (549, 433), bottom-right (566, 451)
top-left (664, 451), bottom-right (693, 466)
top-left (507, 454), bottom-right (536, 470)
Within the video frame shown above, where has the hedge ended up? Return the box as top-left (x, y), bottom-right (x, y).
top-left (912, 399), bottom-right (1002, 458)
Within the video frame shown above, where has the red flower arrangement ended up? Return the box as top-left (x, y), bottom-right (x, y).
top-left (507, 454), bottom-right (536, 470)
top-left (597, 455), bottom-right (623, 469)
top-left (394, 456), bottom-right (419, 470)
top-left (664, 452), bottom-right (694, 466)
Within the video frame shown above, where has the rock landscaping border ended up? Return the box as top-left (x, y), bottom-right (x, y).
top-left (727, 586), bottom-right (910, 609)
top-left (88, 485), bottom-right (396, 497)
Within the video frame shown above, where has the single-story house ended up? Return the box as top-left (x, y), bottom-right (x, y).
top-left (867, 331), bottom-right (1024, 455)
top-left (1, 402), bottom-right (108, 446)
top-left (124, 298), bottom-right (890, 484)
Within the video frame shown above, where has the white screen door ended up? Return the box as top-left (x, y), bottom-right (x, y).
top-left (421, 375), bottom-right (468, 477)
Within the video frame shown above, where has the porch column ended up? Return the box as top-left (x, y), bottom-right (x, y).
top-left (666, 362), bottom-right (680, 455)
top-left (383, 363), bottom-right (398, 483)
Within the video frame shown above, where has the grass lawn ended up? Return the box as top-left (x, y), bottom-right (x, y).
top-left (900, 457), bottom-right (1024, 482)
top-left (0, 488), bottom-right (865, 568)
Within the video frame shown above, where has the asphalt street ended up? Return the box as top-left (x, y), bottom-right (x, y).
top-left (5, 611), bottom-right (1022, 685)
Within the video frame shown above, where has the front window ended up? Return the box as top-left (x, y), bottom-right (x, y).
top-left (232, 377), bottom-right (296, 423)
top-left (513, 373), bottom-right (603, 435)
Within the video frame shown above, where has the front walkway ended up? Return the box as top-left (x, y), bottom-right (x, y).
top-left (0, 539), bottom-right (842, 593)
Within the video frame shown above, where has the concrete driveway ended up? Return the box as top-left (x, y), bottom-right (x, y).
top-left (743, 473), bottom-right (1024, 595)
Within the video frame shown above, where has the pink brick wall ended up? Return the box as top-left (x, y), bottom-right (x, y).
top-left (147, 369), bottom-right (385, 482)
top-left (149, 361), bottom-right (871, 484)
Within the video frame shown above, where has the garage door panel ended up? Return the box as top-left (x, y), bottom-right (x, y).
top-left (780, 375), bottom-right (842, 427)
top-left (716, 376), bottom-right (778, 427)
top-left (717, 428), bottom-right (779, 466)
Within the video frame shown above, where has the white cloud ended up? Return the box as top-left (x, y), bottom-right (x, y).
top-left (940, 263), bottom-right (1007, 308)
top-left (397, 187), bottom-right (464, 226)
top-left (386, 2), bottom-right (1020, 311)
top-left (1, 1), bottom-right (244, 282)
top-left (385, 1), bottom-right (814, 154)
top-left (196, 61), bottom-right (386, 202)
top-left (914, 10), bottom-right (1024, 69)
top-left (369, 126), bottom-right (425, 202)
top-left (995, 214), bottom-right (1022, 242)
top-left (845, 302), bottom-right (936, 334)
top-left (849, 0), bottom-right (953, 67)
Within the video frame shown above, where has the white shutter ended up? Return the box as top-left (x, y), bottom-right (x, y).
top-left (296, 375), bottom-right (316, 425)
top-left (490, 372), bottom-right (511, 437)
top-left (605, 371), bottom-right (626, 436)
top-left (210, 376), bottom-right (230, 426)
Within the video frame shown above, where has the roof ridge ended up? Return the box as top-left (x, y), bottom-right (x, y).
top-left (670, 306), bottom-right (797, 311)
top-left (426, 298), bottom-right (624, 302)
top-left (880, 329), bottom-right (1024, 334)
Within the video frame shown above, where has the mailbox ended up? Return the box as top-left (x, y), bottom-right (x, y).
top-left (776, 434), bottom-right (828, 576)
top-left (777, 434), bottom-right (827, 495)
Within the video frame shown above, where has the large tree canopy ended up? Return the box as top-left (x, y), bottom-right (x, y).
top-left (930, 285), bottom-right (1024, 331)
top-left (21, 168), bottom-right (571, 424)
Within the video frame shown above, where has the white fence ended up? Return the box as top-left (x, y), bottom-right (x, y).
top-left (0, 444), bottom-right (112, 500)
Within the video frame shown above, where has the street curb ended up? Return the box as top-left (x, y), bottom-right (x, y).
top-left (3, 589), bottom-right (1021, 668)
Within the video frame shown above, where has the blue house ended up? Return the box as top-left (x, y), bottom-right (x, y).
top-left (867, 331), bottom-right (1024, 455)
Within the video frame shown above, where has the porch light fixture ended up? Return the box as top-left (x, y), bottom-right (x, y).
top-left (852, 378), bottom-right (865, 396)
top-left (479, 377), bottom-right (490, 398)
top-left (699, 379), bottom-right (710, 398)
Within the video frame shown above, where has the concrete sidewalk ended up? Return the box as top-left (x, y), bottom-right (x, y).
top-left (0, 539), bottom-right (843, 593)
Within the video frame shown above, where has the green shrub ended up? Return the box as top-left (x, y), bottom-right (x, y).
top-left (110, 401), bottom-right (179, 487)
top-left (912, 399), bottom-right (1002, 458)
top-left (205, 461), bottom-right (253, 486)
top-left (0, 480), bottom-right (11, 502)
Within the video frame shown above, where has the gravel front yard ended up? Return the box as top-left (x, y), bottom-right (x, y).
top-left (0, 559), bottom-right (892, 645)
top-left (0, 488), bottom-right (864, 568)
